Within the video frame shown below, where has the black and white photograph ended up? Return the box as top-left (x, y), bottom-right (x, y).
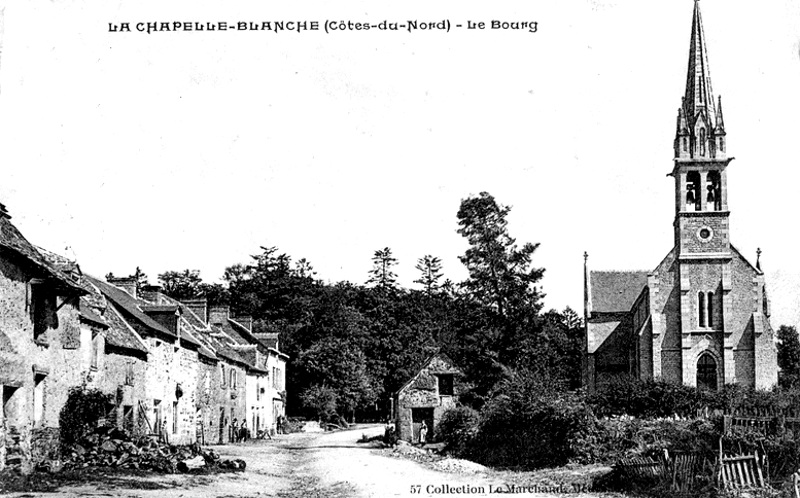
top-left (1, 0), bottom-right (800, 496)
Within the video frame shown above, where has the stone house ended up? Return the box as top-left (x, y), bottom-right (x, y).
top-left (37, 249), bottom-right (150, 438)
top-left (0, 205), bottom-right (87, 472)
top-left (204, 304), bottom-right (283, 439)
top-left (175, 298), bottom-right (250, 445)
top-left (87, 275), bottom-right (205, 445)
top-left (393, 353), bottom-right (464, 443)
top-left (583, 2), bottom-right (778, 392)
top-left (263, 343), bottom-right (287, 435)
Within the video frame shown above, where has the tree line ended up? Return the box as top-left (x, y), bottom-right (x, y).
top-left (154, 191), bottom-right (583, 421)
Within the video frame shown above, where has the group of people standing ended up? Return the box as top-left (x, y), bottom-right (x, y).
top-left (228, 415), bottom-right (287, 443)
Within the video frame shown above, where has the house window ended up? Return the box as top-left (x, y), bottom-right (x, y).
top-left (221, 365), bottom-right (226, 389)
top-left (173, 401), bottom-right (178, 434)
top-left (90, 335), bottom-right (100, 370)
top-left (123, 405), bottom-right (134, 433)
top-left (33, 374), bottom-right (46, 426)
top-left (437, 374), bottom-right (454, 396)
top-left (31, 284), bottom-right (55, 343)
top-left (154, 400), bottom-right (162, 435)
top-left (124, 364), bottom-right (135, 386)
top-left (229, 370), bottom-right (236, 389)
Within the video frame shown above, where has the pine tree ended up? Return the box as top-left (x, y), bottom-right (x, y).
top-left (366, 247), bottom-right (398, 290)
top-left (414, 255), bottom-right (443, 294)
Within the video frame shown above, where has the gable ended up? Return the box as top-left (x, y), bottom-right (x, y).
top-left (396, 353), bottom-right (463, 396)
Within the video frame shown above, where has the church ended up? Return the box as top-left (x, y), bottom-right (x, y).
top-left (582, 1), bottom-right (778, 392)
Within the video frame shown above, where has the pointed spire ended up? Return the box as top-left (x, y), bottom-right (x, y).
top-left (716, 95), bottom-right (725, 131)
top-left (683, 0), bottom-right (717, 127)
top-left (583, 252), bottom-right (592, 316)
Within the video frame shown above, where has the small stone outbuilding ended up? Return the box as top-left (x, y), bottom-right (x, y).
top-left (393, 353), bottom-right (464, 444)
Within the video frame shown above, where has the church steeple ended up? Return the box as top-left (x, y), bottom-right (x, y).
top-left (674, 0), bottom-right (726, 160)
top-left (671, 1), bottom-right (732, 257)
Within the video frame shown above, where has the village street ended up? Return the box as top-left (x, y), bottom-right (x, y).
top-left (5, 425), bottom-right (617, 498)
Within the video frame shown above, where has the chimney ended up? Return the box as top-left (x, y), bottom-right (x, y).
top-left (107, 276), bottom-right (138, 299)
top-left (183, 298), bottom-right (208, 324)
top-left (208, 304), bottom-right (230, 327)
top-left (140, 284), bottom-right (164, 304)
top-left (233, 315), bottom-right (253, 333)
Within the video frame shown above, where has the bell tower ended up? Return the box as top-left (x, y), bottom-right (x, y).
top-left (670, 0), bottom-right (737, 387)
top-left (672, 0), bottom-right (732, 258)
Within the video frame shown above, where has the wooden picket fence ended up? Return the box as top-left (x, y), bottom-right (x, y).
top-left (614, 441), bottom-right (770, 493)
top-left (616, 450), bottom-right (708, 492)
top-left (724, 407), bottom-right (800, 439)
top-left (719, 452), bottom-right (766, 490)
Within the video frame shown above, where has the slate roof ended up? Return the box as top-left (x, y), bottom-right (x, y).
top-left (256, 333), bottom-right (279, 350)
top-left (80, 278), bottom-right (149, 354)
top-left (79, 300), bottom-right (108, 328)
top-left (587, 320), bottom-right (622, 354)
top-left (590, 271), bottom-right (649, 313)
top-left (103, 305), bottom-right (150, 354)
top-left (86, 275), bottom-right (179, 340)
top-left (0, 216), bottom-right (84, 293)
top-left (157, 295), bottom-right (253, 366)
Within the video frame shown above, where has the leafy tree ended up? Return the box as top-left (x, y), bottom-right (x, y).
top-left (366, 247), bottom-right (398, 290)
top-left (296, 338), bottom-right (378, 422)
top-left (414, 255), bottom-right (444, 294)
top-left (778, 325), bottom-right (800, 389)
top-left (158, 269), bottom-right (204, 299)
top-left (299, 385), bottom-right (338, 422)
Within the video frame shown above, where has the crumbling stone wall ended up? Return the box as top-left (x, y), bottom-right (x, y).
top-left (0, 254), bottom-right (85, 473)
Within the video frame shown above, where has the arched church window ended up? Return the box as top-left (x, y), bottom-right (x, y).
top-left (707, 291), bottom-right (714, 328)
top-left (719, 137), bottom-right (725, 153)
top-left (686, 171), bottom-right (701, 211)
top-left (683, 137), bottom-right (688, 152)
top-left (699, 128), bottom-right (706, 156)
top-left (707, 171), bottom-right (721, 211)
top-left (698, 292), bottom-right (706, 328)
top-left (697, 353), bottom-right (718, 391)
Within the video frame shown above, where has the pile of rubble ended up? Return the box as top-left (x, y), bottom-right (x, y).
top-left (61, 426), bottom-right (245, 474)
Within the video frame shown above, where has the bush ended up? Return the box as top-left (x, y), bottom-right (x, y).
top-left (436, 406), bottom-right (479, 454)
top-left (59, 386), bottom-right (114, 450)
top-left (463, 370), bottom-right (600, 469)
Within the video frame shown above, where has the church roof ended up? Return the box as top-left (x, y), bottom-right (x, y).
top-left (683, 0), bottom-right (719, 129)
top-left (587, 320), bottom-right (622, 354)
top-left (590, 271), bottom-right (648, 313)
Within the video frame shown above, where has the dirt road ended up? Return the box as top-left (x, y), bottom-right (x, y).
top-left (5, 425), bottom-right (616, 498)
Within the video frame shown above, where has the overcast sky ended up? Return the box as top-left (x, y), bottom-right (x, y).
top-left (1, 0), bottom-right (799, 327)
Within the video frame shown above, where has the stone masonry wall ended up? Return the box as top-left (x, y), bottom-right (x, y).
top-left (396, 355), bottom-right (463, 443)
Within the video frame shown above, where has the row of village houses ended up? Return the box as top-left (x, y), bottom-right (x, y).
top-left (0, 203), bottom-right (288, 471)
